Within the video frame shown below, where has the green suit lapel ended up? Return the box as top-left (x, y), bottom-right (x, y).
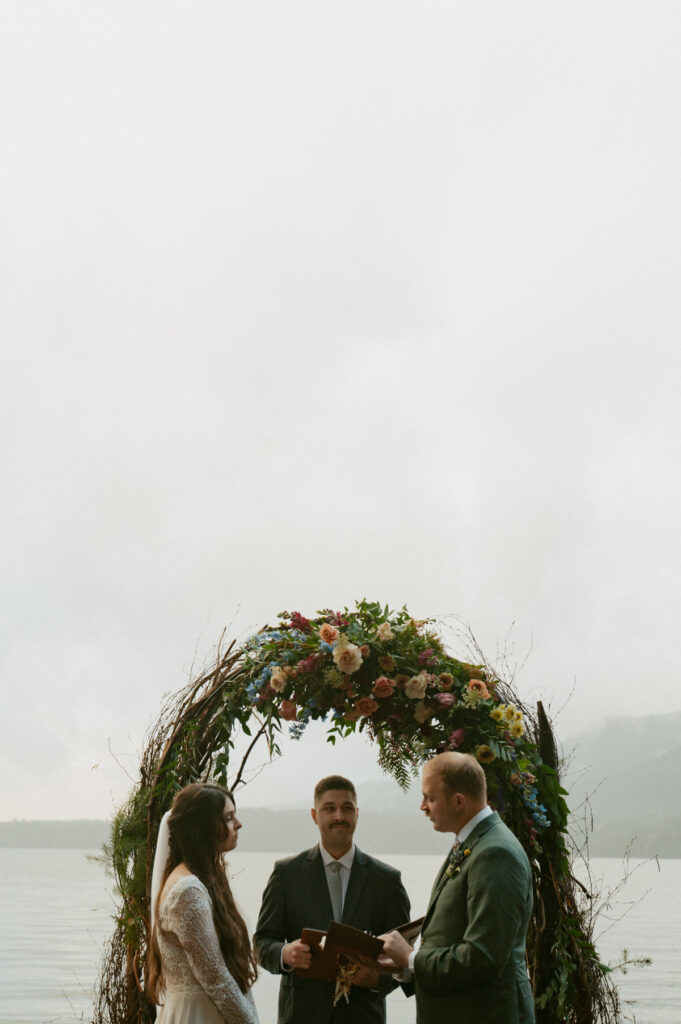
top-left (424, 812), bottom-right (501, 920)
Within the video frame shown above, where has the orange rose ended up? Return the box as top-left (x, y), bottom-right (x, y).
top-left (355, 697), bottom-right (379, 716)
top-left (320, 623), bottom-right (339, 644)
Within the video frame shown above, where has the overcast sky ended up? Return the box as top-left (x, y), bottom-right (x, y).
top-left (2, 2), bottom-right (680, 821)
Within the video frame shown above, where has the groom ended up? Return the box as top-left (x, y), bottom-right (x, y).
top-left (380, 752), bottom-right (535, 1024)
top-left (254, 774), bottom-right (410, 1023)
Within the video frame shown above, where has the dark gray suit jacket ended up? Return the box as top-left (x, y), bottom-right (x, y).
top-left (254, 844), bottom-right (410, 1024)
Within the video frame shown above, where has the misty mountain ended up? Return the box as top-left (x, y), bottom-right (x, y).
top-left (561, 710), bottom-right (681, 858)
top-left (2, 713), bottom-right (679, 856)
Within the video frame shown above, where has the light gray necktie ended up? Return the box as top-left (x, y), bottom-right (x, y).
top-left (328, 861), bottom-right (344, 921)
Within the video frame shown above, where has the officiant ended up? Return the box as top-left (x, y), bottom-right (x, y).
top-left (254, 774), bottom-right (410, 1024)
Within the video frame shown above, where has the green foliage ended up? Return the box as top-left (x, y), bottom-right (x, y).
top-left (96, 600), bottom-right (623, 1024)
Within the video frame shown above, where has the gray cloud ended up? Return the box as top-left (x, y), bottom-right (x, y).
top-left (2, 1), bottom-right (680, 819)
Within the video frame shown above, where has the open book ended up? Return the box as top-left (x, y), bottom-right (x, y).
top-left (295, 917), bottom-right (425, 981)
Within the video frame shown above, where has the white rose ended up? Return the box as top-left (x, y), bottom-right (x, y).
top-left (376, 622), bottom-right (393, 641)
top-left (333, 641), bottom-right (363, 675)
top-left (414, 701), bottom-right (433, 724)
top-left (404, 672), bottom-right (429, 699)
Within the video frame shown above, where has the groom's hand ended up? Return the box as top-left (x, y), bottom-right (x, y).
top-left (349, 955), bottom-right (381, 988)
top-left (378, 930), bottom-right (412, 971)
top-left (282, 939), bottom-right (311, 970)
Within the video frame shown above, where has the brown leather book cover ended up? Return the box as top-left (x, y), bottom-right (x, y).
top-left (323, 921), bottom-right (384, 960)
top-left (395, 916), bottom-right (425, 944)
top-left (295, 928), bottom-right (339, 980)
top-left (294, 917), bottom-right (425, 980)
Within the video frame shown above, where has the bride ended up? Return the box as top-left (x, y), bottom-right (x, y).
top-left (147, 783), bottom-right (259, 1024)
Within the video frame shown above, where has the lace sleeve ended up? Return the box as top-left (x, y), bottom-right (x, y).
top-left (166, 880), bottom-right (258, 1024)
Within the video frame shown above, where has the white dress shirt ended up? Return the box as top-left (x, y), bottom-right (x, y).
top-left (280, 843), bottom-right (356, 970)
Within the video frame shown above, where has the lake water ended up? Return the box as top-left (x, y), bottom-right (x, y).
top-left (0, 849), bottom-right (678, 1023)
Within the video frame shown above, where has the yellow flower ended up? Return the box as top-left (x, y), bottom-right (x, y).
top-left (504, 704), bottom-right (517, 721)
top-left (510, 720), bottom-right (524, 738)
top-left (475, 744), bottom-right (496, 764)
top-left (513, 710), bottom-right (523, 722)
top-left (490, 707), bottom-right (505, 723)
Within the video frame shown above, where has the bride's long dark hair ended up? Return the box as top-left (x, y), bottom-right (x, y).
top-left (147, 783), bottom-right (257, 1000)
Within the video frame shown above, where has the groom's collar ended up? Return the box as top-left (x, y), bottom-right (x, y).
top-left (455, 805), bottom-right (493, 845)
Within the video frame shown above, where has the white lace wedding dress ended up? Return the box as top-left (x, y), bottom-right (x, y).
top-left (156, 875), bottom-right (259, 1024)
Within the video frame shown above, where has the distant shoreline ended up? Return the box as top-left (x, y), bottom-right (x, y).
top-left (1, 814), bottom-right (678, 858)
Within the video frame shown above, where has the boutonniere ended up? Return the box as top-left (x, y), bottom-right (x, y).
top-left (445, 846), bottom-right (471, 878)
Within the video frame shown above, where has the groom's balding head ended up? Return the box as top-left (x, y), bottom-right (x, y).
top-left (426, 753), bottom-right (487, 803)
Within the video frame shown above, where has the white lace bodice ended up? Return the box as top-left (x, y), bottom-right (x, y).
top-left (157, 875), bottom-right (258, 1024)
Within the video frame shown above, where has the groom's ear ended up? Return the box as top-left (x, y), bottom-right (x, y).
top-left (311, 807), bottom-right (318, 826)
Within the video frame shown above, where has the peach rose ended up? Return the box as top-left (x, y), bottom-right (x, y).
top-left (372, 676), bottom-right (396, 698)
top-left (279, 700), bottom-right (298, 721)
top-left (333, 640), bottom-right (363, 675)
top-left (320, 623), bottom-right (339, 644)
top-left (468, 678), bottom-right (490, 700)
top-left (405, 672), bottom-right (429, 700)
top-left (376, 622), bottom-right (393, 641)
top-left (360, 644), bottom-right (371, 658)
top-left (270, 667), bottom-right (288, 693)
top-left (355, 696), bottom-right (379, 716)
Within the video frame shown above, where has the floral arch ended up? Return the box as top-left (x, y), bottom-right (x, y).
top-left (95, 600), bottom-right (621, 1024)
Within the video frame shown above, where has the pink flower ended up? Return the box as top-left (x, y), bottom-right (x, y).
top-left (320, 623), bottom-right (339, 644)
top-left (417, 648), bottom-right (438, 667)
top-left (448, 728), bottom-right (466, 748)
top-left (438, 673), bottom-right (454, 690)
top-left (372, 676), bottom-right (396, 699)
top-left (279, 700), bottom-right (298, 721)
top-left (360, 644), bottom-right (371, 658)
top-left (355, 697), bottom-right (379, 716)
top-left (432, 692), bottom-right (455, 710)
top-left (323, 610), bottom-right (348, 627)
top-left (467, 678), bottom-right (490, 700)
top-left (297, 654), bottom-right (323, 674)
top-left (290, 612), bottom-right (312, 634)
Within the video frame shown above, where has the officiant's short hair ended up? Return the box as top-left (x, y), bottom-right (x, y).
top-left (314, 775), bottom-right (357, 803)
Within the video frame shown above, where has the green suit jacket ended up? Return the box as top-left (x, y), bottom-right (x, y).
top-left (414, 811), bottom-right (535, 1024)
